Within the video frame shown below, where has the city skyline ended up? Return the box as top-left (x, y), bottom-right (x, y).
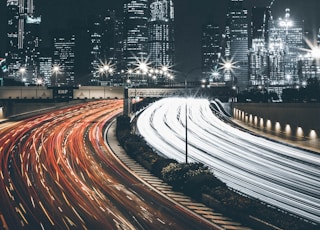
top-left (1, 0), bottom-right (320, 80)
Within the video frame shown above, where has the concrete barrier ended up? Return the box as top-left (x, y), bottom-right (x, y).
top-left (232, 103), bottom-right (320, 141)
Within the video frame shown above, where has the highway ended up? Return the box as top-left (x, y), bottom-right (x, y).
top-left (137, 97), bottom-right (320, 224)
top-left (0, 100), bottom-right (217, 229)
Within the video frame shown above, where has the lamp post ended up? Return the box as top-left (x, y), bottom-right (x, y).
top-left (52, 65), bottom-right (60, 86)
top-left (182, 66), bottom-right (203, 164)
top-left (19, 67), bottom-right (26, 83)
top-left (222, 60), bottom-right (233, 83)
top-left (311, 46), bottom-right (320, 79)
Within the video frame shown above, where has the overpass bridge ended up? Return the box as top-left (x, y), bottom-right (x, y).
top-left (0, 86), bottom-right (234, 118)
top-left (1, 86), bottom-right (318, 150)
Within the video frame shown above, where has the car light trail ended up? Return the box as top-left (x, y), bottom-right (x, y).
top-left (137, 97), bottom-right (320, 224)
top-left (0, 100), bottom-right (217, 229)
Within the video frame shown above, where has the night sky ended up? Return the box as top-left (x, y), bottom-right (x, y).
top-left (1, 0), bottom-right (320, 77)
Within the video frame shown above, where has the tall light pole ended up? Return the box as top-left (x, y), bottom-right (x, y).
top-left (182, 66), bottom-right (205, 164)
top-left (311, 46), bottom-right (320, 79)
top-left (52, 65), bottom-right (60, 86)
top-left (19, 67), bottom-right (26, 83)
top-left (185, 78), bottom-right (188, 164)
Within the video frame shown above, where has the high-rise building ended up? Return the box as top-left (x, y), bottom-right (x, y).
top-left (248, 7), bottom-right (271, 87)
top-left (201, 24), bottom-right (222, 83)
top-left (104, 11), bottom-right (124, 73)
top-left (148, 0), bottom-right (175, 71)
top-left (123, 0), bottom-right (149, 68)
top-left (39, 47), bottom-right (53, 86)
top-left (24, 15), bottom-right (41, 83)
top-left (88, 14), bottom-right (105, 79)
top-left (88, 11), bottom-right (123, 85)
top-left (6, 0), bottom-right (40, 84)
top-left (53, 32), bottom-right (76, 86)
top-left (6, 0), bottom-right (22, 79)
top-left (225, 0), bottom-right (249, 90)
top-left (268, 8), bottom-right (304, 93)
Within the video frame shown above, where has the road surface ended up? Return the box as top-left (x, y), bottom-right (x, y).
top-left (0, 100), bottom-right (217, 229)
top-left (137, 97), bottom-right (320, 224)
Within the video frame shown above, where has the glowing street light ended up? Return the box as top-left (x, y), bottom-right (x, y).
top-left (52, 65), bottom-right (60, 86)
top-left (311, 46), bottom-right (320, 59)
top-left (138, 62), bottom-right (148, 74)
top-left (19, 67), bottom-right (26, 82)
top-left (224, 61), bottom-right (232, 70)
top-left (220, 59), bottom-right (235, 82)
top-left (161, 65), bottom-right (169, 73)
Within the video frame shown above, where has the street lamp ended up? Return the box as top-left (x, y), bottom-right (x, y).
top-left (52, 65), bottom-right (60, 86)
top-left (19, 67), bottom-right (26, 82)
top-left (221, 60), bottom-right (234, 82)
top-left (182, 66), bottom-right (203, 164)
top-left (311, 47), bottom-right (320, 59)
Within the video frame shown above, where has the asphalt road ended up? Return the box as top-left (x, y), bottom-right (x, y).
top-left (0, 100), bottom-right (217, 230)
top-left (137, 97), bottom-right (320, 224)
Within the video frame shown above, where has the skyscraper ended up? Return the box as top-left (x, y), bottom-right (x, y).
top-left (39, 47), bottom-right (53, 86)
top-left (268, 8), bottom-right (304, 93)
top-left (24, 15), bottom-right (41, 83)
top-left (248, 7), bottom-right (271, 87)
top-left (201, 24), bottom-right (222, 82)
top-left (6, 0), bottom-right (40, 83)
top-left (123, 0), bottom-right (149, 68)
top-left (53, 32), bottom-right (76, 86)
top-left (88, 14), bottom-right (105, 80)
top-left (104, 11), bottom-right (124, 73)
top-left (6, 0), bottom-right (22, 79)
top-left (225, 0), bottom-right (249, 90)
top-left (148, 0), bottom-right (175, 71)
top-left (88, 11), bottom-right (123, 85)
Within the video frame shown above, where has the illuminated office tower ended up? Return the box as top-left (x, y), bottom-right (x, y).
top-left (123, 0), bottom-right (149, 68)
top-left (6, 0), bottom-right (22, 79)
top-left (148, 0), bottom-right (175, 73)
top-left (248, 7), bottom-right (271, 87)
top-left (88, 11), bottom-right (123, 85)
top-left (39, 48), bottom-right (53, 86)
top-left (201, 24), bottom-right (222, 83)
top-left (103, 11), bottom-right (124, 75)
top-left (88, 14), bottom-right (104, 79)
top-left (225, 0), bottom-right (249, 90)
top-left (268, 8), bottom-right (304, 93)
top-left (24, 15), bottom-right (41, 84)
top-left (6, 0), bottom-right (40, 83)
top-left (53, 33), bottom-right (76, 86)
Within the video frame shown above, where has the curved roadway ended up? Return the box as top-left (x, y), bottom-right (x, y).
top-left (0, 100), bottom-right (216, 229)
top-left (137, 97), bottom-right (320, 224)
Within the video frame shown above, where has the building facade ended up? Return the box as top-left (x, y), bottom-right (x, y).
top-left (88, 14), bottom-right (105, 80)
top-left (6, 0), bottom-right (23, 80)
top-left (201, 24), bottom-right (222, 83)
top-left (24, 15), bottom-right (41, 84)
top-left (225, 0), bottom-right (249, 90)
top-left (88, 11), bottom-right (123, 86)
top-left (53, 32), bottom-right (76, 86)
top-left (123, 0), bottom-right (149, 68)
top-left (248, 7), bottom-right (271, 87)
top-left (6, 0), bottom-right (40, 84)
top-left (148, 0), bottom-right (175, 71)
top-left (267, 8), bottom-right (304, 94)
